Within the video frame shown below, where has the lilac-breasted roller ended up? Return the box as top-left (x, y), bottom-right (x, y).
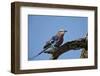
top-left (33, 29), bottom-right (67, 59)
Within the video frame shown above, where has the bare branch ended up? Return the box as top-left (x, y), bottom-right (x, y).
top-left (44, 37), bottom-right (87, 59)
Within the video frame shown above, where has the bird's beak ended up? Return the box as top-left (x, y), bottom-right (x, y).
top-left (64, 30), bottom-right (67, 32)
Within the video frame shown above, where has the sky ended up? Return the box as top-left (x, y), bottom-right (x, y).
top-left (28, 15), bottom-right (88, 61)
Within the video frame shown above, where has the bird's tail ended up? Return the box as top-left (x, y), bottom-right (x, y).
top-left (31, 49), bottom-right (45, 59)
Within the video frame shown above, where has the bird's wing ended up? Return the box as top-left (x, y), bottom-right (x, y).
top-left (43, 42), bottom-right (51, 49)
top-left (43, 36), bottom-right (58, 49)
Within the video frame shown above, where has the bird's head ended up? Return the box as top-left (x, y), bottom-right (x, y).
top-left (58, 29), bottom-right (67, 35)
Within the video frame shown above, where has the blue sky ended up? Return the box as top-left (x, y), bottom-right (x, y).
top-left (28, 15), bottom-right (88, 60)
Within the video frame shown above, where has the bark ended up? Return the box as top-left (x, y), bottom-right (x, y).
top-left (44, 37), bottom-right (88, 59)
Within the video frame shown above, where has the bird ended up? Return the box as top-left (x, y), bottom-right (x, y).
top-left (32, 29), bottom-right (67, 59)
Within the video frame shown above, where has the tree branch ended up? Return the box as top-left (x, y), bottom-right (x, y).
top-left (44, 37), bottom-right (88, 59)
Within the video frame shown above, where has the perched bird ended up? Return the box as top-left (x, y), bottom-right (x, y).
top-left (33, 29), bottom-right (67, 59)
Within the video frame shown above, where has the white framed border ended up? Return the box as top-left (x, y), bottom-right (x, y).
top-left (20, 6), bottom-right (95, 70)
